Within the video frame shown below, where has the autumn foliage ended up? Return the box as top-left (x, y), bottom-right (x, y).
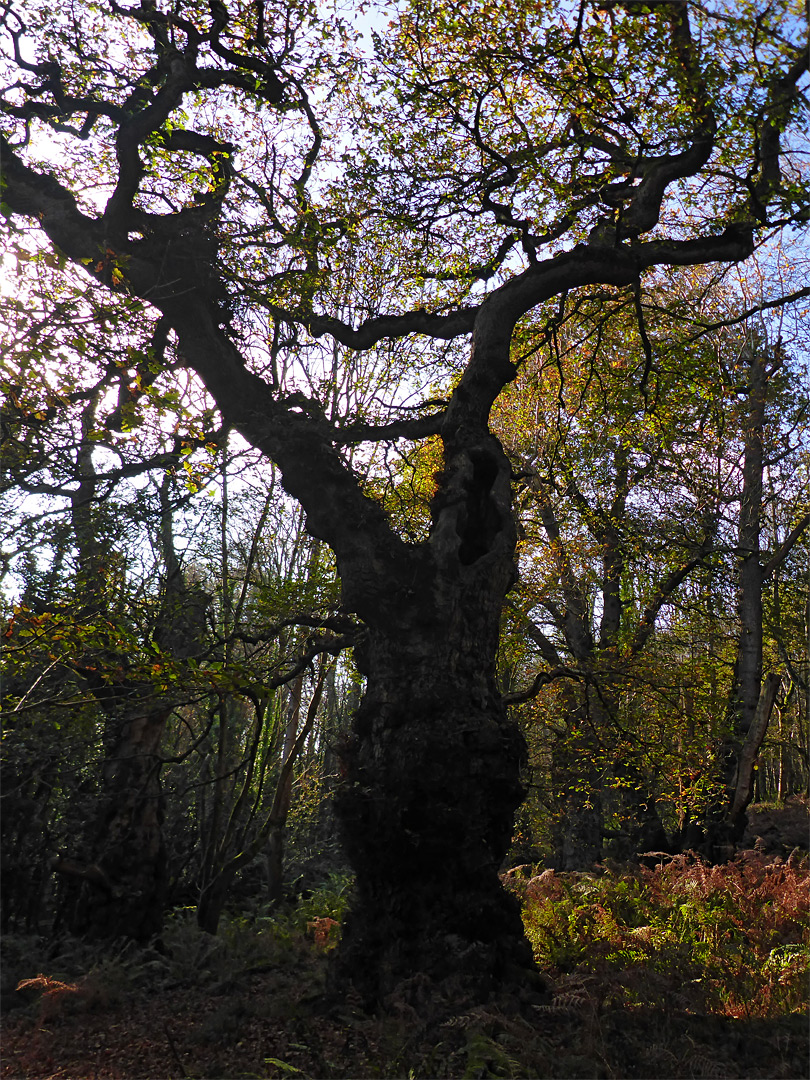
top-left (3, 850), bottom-right (808, 1079)
top-left (509, 851), bottom-right (809, 1020)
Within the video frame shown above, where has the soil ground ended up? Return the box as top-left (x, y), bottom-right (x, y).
top-left (2, 958), bottom-right (808, 1080)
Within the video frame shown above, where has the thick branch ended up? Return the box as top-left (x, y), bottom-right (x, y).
top-left (617, 1), bottom-right (716, 238)
top-left (0, 138), bottom-right (106, 259)
top-left (629, 549), bottom-right (709, 657)
top-left (332, 410), bottom-right (445, 446)
top-left (762, 513), bottom-right (810, 582)
top-left (299, 306), bottom-right (479, 349)
top-left (503, 666), bottom-right (581, 706)
top-left (442, 227), bottom-right (756, 436)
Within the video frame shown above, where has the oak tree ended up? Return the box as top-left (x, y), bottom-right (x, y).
top-left (2, 0), bottom-right (808, 1005)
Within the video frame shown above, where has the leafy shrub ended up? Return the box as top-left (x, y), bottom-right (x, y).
top-left (514, 852), bottom-right (809, 1018)
top-left (252, 871), bottom-right (354, 949)
top-left (290, 872), bottom-right (353, 930)
top-left (161, 873), bottom-right (355, 985)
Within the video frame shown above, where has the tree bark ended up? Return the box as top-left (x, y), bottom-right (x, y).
top-left (714, 344), bottom-right (768, 852)
top-left (550, 693), bottom-right (605, 872)
top-left (265, 674), bottom-right (304, 905)
top-left (730, 672), bottom-right (781, 823)
top-left (694, 344), bottom-right (778, 859)
top-left (728, 346), bottom-right (767, 756)
top-left (57, 703), bottom-right (169, 941)
top-left (197, 868), bottom-right (233, 936)
top-left (319, 430), bottom-right (539, 1005)
top-left (333, 595), bottom-right (537, 1007)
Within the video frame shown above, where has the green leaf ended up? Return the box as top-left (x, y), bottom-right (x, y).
top-left (264, 1059), bottom-right (303, 1075)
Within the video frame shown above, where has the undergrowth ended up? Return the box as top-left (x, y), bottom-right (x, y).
top-left (508, 850), bottom-right (809, 1019)
top-left (3, 871), bottom-right (354, 1018)
top-left (163, 869), bottom-right (354, 986)
top-left (3, 860), bottom-right (808, 1079)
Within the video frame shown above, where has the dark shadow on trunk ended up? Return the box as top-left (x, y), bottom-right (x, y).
top-left (333, 632), bottom-right (540, 1008)
top-left (550, 692), bottom-right (606, 872)
top-left (55, 704), bottom-right (169, 941)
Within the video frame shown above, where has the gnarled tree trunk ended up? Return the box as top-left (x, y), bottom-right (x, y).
top-left (328, 433), bottom-right (543, 1006)
top-left (334, 578), bottom-right (536, 1006)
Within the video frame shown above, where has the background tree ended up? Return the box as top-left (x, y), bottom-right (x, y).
top-left (1, 253), bottom-right (220, 938)
top-left (496, 276), bottom-right (723, 869)
top-left (496, 269), bottom-right (809, 869)
top-left (0, 254), bottom-right (349, 938)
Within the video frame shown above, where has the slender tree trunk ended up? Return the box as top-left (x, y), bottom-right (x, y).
top-left (730, 672), bottom-right (781, 822)
top-left (695, 344), bottom-right (775, 859)
top-left (198, 669), bottom-right (328, 932)
top-left (728, 346), bottom-right (767, 768)
top-left (197, 872), bottom-right (233, 936)
top-left (712, 345), bottom-right (768, 854)
top-left (777, 704), bottom-right (785, 801)
top-left (265, 673), bottom-right (304, 904)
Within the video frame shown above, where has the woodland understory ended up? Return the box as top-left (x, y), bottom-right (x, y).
top-left (2, 821), bottom-right (809, 1080)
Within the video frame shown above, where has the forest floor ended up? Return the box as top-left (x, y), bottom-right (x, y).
top-left (2, 958), bottom-right (808, 1080)
top-left (2, 802), bottom-right (808, 1080)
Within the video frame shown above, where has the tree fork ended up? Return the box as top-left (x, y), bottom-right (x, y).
top-left (328, 432), bottom-right (543, 1005)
